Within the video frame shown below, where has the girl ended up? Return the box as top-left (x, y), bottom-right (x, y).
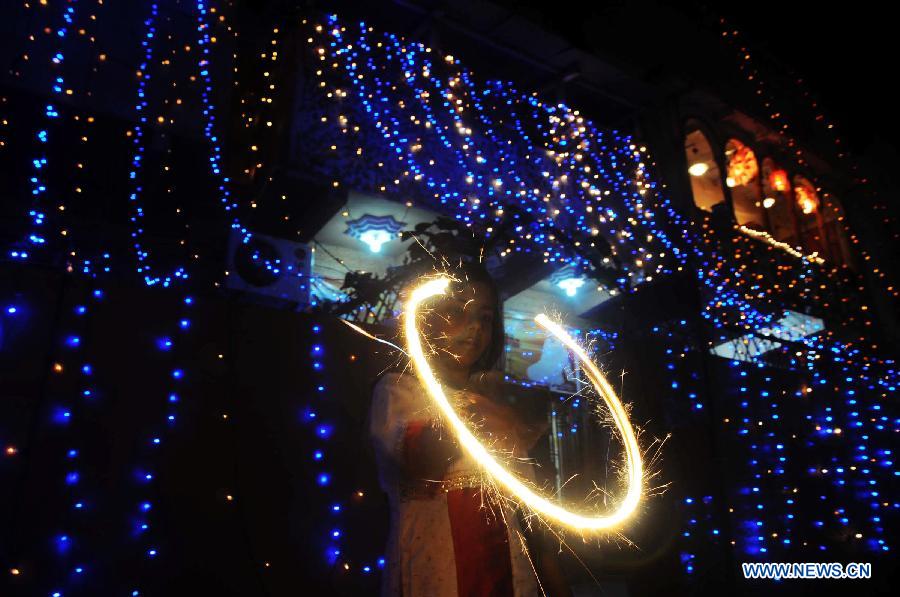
top-left (369, 263), bottom-right (570, 596)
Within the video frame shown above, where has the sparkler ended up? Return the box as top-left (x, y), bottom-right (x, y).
top-left (405, 276), bottom-right (643, 531)
top-left (340, 318), bottom-right (408, 356)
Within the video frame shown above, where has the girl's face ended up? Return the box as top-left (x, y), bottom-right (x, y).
top-left (427, 280), bottom-right (496, 372)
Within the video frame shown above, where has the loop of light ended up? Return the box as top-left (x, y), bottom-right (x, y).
top-left (405, 277), bottom-right (643, 531)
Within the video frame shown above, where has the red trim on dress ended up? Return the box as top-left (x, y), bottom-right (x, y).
top-left (447, 487), bottom-right (515, 597)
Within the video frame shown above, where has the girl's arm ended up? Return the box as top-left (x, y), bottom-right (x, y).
top-left (370, 374), bottom-right (460, 483)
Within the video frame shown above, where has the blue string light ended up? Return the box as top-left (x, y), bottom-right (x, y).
top-left (11, 1), bottom-right (80, 261)
top-left (302, 15), bottom-right (686, 289)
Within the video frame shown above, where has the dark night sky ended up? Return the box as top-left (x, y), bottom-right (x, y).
top-left (719, 1), bottom-right (896, 156)
top-left (503, 0), bottom-right (896, 157)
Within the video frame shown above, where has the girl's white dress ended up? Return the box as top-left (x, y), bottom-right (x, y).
top-left (369, 371), bottom-right (541, 597)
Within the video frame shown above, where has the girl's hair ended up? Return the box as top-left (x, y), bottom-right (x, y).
top-left (452, 260), bottom-right (505, 373)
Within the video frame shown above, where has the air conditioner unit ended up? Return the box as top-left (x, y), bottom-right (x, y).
top-left (225, 228), bottom-right (312, 309)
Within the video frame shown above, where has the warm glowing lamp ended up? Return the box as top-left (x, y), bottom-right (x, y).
top-left (688, 162), bottom-right (709, 177)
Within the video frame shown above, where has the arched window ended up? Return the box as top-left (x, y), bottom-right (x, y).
top-left (725, 139), bottom-right (765, 229)
top-left (684, 124), bottom-right (726, 212)
top-left (820, 193), bottom-right (853, 268)
top-left (793, 175), bottom-right (826, 258)
top-left (761, 157), bottom-right (798, 244)
top-left (793, 178), bottom-right (853, 267)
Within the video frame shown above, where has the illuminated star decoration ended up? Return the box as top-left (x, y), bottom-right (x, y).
top-left (404, 276), bottom-right (643, 531)
top-left (344, 214), bottom-right (406, 253)
top-left (550, 265), bottom-right (587, 297)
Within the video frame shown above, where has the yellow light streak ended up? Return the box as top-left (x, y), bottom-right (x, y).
top-left (738, 225), bottom-right (825, 265)
top-left (340, 319), bottom-right (407, 356)
top-left (405, 277), bottom-right (642, 531)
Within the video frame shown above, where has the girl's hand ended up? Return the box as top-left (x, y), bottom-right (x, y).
top-left (467, 370), bottom-right (506, 398)
top-left (465, 372), bottom-right (550, 451)
top-left (459, 390), bottom-right (520, 450)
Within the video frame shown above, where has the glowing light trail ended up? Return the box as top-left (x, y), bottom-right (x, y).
top-left (405, 277), bottom-right (643, 531)
top-left (340, 319), bottom-right (408, 356)
top-left (738, 225), bottom-right (825, 265)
